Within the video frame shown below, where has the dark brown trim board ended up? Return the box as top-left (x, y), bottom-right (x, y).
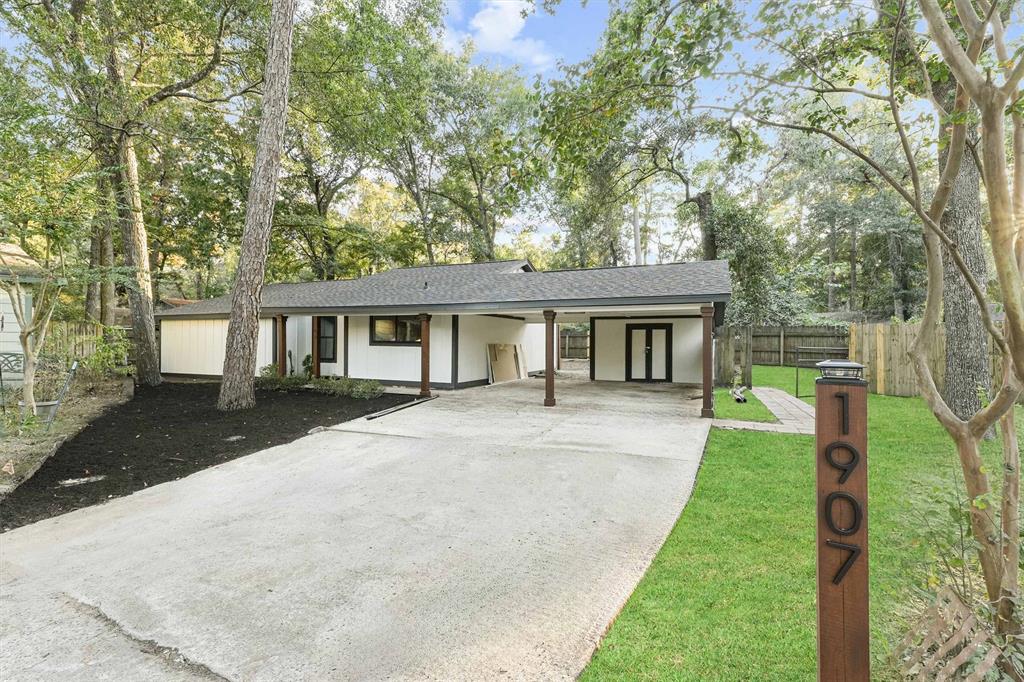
top-left (589, 317), bottom-right (596, 381)
top-left (701, 306), bottom-right (714, 418)
top-left (451, 314), bottom-right (459, 388)
top-left (312, 316), bottom-right (321, 378)
top-left (343, 316), bottom-right (350, 377)
top-left (624, 323), bottom-right (673, 382)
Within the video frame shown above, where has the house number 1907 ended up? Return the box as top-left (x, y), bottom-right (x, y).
top-left (815, 365), bottom-right (869, 682)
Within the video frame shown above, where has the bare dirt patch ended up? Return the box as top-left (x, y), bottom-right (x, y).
top-left (0, 381), bottom-right (411, 531)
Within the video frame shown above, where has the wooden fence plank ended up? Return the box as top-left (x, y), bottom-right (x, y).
top-left (847, 322), bottom-right (1003, 397)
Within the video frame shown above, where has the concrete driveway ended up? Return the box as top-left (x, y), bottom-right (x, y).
top-left (1, 376), bottom-right (709, 681)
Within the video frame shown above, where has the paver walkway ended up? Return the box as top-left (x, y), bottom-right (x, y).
top-left (712, 387), bottom-right (815, 435)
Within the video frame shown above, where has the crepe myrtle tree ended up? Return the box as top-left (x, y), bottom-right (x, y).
top-left (725, 0), bottom-right (1023, 643)
top-left (0, 252), bottom-right (62, 414)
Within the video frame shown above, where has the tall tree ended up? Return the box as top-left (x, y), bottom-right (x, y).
top-left (218, 0), bottom-right (296, 410)
top-left (1, 0), bottom-right (257, 385)
top-left (431, 60), bottom-right (539, 261)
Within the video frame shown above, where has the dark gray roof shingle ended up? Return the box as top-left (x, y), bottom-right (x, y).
top-left (156, 259), bottom-right (731, 318)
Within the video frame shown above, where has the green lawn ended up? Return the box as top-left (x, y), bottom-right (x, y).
top-left (712, 386), bottom-right (776, 422)
top-left (583, 365), bottom-right (1015, 681)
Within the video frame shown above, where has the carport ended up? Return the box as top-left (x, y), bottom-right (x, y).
top-left (412, 302), bottom-right (719, 416)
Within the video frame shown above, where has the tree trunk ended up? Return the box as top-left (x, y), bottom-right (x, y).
top-left (102, 135), bottom-right (162, 386)
top-left (689, 191), bottom-right (716, 260)
top-left (938, 130), bottom-right (990, 421)
top-left (86, 228), bottom-right (101, 322)
top-left (827, 218), bottom-right (837, 311)
top-left (887, 229), bottom-right (907, 320)
top-left (848, 221), bottom-right (858, 311)
top-left (218, 0), bottom-right (296, 410)
top-left (100, 221), bottom-right (115, 326)
top-left (19, 331), bottom-right (36, 413)
top-left (632, 199), bottom-right (642, 265)
top-left (997, 401), bottom-right (1021, 637)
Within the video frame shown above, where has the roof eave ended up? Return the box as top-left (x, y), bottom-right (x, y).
top-left (156, 292), bottom-right (731, 320)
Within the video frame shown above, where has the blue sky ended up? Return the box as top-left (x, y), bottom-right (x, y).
top-left (443, 1), bottom-right (609, 75)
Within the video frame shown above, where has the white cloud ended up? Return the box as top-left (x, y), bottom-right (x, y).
top-left (444, 0), bottom-right (555, 72)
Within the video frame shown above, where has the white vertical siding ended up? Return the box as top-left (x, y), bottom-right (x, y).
top-left (160, 318), bottom-right (275, 376)
top-left (346, 315), bottom-right (452, 385)
top-left (285, 315), bottom-right (312, 376)
top-left (1, 290), bottom-right (24, 354)
top-left (457, 315), bottom-right (546, 384)
top-left (592, 317), bottom-right (703, 384)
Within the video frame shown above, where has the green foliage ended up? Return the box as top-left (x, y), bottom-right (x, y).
top-left (79, 327), bottom-right (131, 376)
top-left (308, 377), bottom-right (384, 400)
top-left (254, 372), bottom-right (308, 392)
top-left (706, 196), bottom-right (807, 325)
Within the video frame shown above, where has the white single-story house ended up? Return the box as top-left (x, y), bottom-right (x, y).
top-left (156, 259), bottom-right (731, 416)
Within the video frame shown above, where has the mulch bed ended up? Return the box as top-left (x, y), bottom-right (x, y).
top-left (0, 382), bottom-right (412, 531)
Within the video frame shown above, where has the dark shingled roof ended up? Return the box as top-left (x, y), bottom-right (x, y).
top-left (156, 259), bottom-right (731, 318)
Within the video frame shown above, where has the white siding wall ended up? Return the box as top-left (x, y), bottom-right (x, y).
top-left (1, 290), bottom-right (24, 354)
top-left (592, 317), bottom-right (703, 384)
top-left (457, 315), bottom-right (545, 384)
top-left (160, 318), bottom-right (276, 376)
top-left (346, 315), bottom-right (452, 385)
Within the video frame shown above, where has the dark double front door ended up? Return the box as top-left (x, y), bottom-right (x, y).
top-left (625, 324), bottom-right (672, 382)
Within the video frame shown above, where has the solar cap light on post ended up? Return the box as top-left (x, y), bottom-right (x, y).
top-left (817, 359), bottom-right (865, 381)
top-left (814, 359), bottom-right (869, 682)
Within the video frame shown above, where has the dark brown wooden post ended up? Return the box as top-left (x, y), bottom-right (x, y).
top-left (816, 363), bottom-right (869, 682)
top-left (544, 310), bottom-right (556, 407)
top-left (418, 313), bottom-right (431, 398)
top-left (276, 314), bottom-right (287, 377)
top-left (701, 306), bottom-right (714, 418)
top-left (311, 316), bottom-right (321, 378)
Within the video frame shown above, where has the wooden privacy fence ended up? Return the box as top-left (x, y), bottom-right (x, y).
top-left (714, 324), bottom-right (850, 387)
top-left (848, 322), bottom-right (1003, 397)
top-left (45, 321), bottom-right (104, 361)
top-left (560, 330), bottom-right (589, 359)
top-left (749, 325), bottom-right (849, 366)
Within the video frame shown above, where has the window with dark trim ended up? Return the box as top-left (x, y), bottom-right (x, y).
top-left (370, 315), bottom-right (421, 345)
top-left (318, 316), bottom-right (338, 362)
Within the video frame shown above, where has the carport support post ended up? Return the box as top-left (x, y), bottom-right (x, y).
top-left (544, 310), bottom-right (556, 407)
top-left (418, 313), bottom-right (431, 398)
top-left (311, 316), bottom-right (321, 378)
top-left (701, 306), bottom-right (714, 418)
top-left (276, 314), bottom-right (287, 377)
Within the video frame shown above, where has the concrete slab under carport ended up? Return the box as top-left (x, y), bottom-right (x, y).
top-left (0, 376), bottom-right (709, 681)
top-left (352, 374), bottom-right (705, 460)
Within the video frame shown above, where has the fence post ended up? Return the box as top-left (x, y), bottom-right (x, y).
top-left (779, 327), bottom-right (785, 366)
